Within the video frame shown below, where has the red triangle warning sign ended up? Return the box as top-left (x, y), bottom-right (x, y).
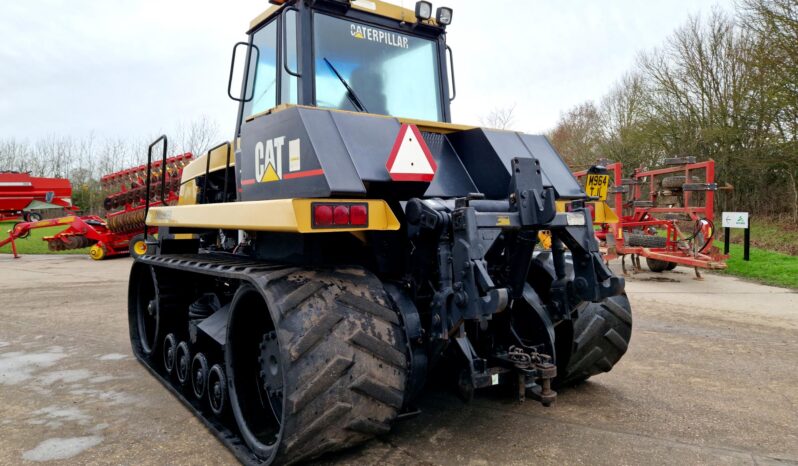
top-left (386, 124), bottom-right (437, 182)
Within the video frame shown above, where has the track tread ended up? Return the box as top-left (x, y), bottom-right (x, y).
top-left (287, 311), bottom-right (344, 362)
top-left (574, 315), bottom-right (605, 350)
top-left (349, 373), bottom-right (404, 409)
top-left (604, 328), bottom-right (629, 353)
top-left (604, 298), bottom-right (633, 325)
top-left (558, 295), bottom-right (633, 386)
top-left (348, 330), bottom-right (407, 369)
top-left (283, 402), bottom-right (352, 453)
top-left (132, 255), bottom-right (408, 465)
top-left (337, 292), bottom-right (400, 325)
top-left (345, 418), bottom-right (392, 435)
top-left (279, 281), bottom-right (326, 315)
top-left (267, 268), bottom-right (408, 463)
top-left (288, 355), bottom-right (354, 414)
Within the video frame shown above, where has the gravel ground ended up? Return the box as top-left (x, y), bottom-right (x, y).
top-left (1, 254), bottom-right (796, 465)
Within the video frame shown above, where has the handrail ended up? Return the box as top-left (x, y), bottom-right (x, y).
top-left (144, 135), bottom-right (168, 242)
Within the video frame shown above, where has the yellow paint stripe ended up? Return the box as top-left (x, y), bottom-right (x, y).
top-left (146, 199), bottom-right (400, 233)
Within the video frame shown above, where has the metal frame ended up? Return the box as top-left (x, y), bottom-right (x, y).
top-left (574, 159), bottom-right (727, 272)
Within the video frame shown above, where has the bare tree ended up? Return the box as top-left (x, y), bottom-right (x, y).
top-left (547, 101), bottom-right (606, 168)
top-left (480, 104), bottom-right (517, 130)
top-left (174, 115), bottom-right (222, 157)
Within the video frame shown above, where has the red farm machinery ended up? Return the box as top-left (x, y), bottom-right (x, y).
top-left (0, 172), bottom-right (77, 222)
top-left (1, 153), bottom-right (192, 260)
top-left (574, 157), bottom-right (728, 277)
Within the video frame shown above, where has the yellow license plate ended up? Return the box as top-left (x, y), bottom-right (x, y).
top-left (585, 174), bottom-right (610, 201)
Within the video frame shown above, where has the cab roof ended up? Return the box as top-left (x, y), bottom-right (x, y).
top-left (249, 0), bottom-right (438, 32)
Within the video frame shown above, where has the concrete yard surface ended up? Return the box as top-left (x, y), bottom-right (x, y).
top-left (1, 254), bottom-right (797, 465)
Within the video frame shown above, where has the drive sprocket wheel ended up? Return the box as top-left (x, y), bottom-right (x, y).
top-left (225, 269), bottom-right (409, 464)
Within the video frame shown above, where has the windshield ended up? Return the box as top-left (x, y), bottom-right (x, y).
top-left (313, 13), bottom-right (443, 121)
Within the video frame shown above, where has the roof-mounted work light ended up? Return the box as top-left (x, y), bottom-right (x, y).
top-left (436, 6), bottom-right (453, 26)
top-left (415, 1), bottom-right (433, 21)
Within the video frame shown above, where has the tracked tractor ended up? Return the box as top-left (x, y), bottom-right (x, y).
top-left (128, 1), bottom-right (632, 464)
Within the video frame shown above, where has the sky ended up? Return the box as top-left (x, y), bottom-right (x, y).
top-left (0, 0), bottom-right (734, 143)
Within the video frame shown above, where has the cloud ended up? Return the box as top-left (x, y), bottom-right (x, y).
top-left (0, 0), bottom-right (732, 141)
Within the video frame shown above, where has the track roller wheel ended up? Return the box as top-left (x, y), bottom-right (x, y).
top-left (163, 334), bottom-right (177, 375)
top-left (226, 269), bottom-right (408, 464)
top-left (175, 341), bottom-right (191, 385)
top-left (191, 353), bottom-right (209, 400)
top-left (208, 364), bottom-right (227, 416)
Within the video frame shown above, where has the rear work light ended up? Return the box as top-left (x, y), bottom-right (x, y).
top-left (312, 202), bottom-right (368, 228)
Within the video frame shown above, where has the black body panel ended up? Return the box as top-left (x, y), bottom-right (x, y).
top-left (448, 129), bottom-right (584, 200)
top-left (238, 106), bottom-right (584, 201)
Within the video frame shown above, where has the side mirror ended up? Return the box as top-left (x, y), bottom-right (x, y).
top-left (227, 42), bottom-right (260, 102)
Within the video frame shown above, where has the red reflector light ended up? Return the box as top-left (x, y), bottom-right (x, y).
top-left (314, 205), bottom-right (333, 226)
top-left (350, 205), bottom-right (367, 225)
top-left (312, 203), bottom-right (369, 228)
top-left (334, 205), bottom-right (349, 225)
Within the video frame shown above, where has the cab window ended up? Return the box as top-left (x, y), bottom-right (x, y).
top-left (313, 13), bottom-right (443, 121)
top-left (243, 21), bottom-right (278, 117)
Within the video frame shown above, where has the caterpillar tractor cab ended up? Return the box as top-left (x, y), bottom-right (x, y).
top-left (128, 0), bottom-right (632, 464)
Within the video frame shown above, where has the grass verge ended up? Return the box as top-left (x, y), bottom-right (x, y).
top-left (727, 218), bottom-right (798, 256)
top-left (720, 244), bottom-right (798, 289)
top-left (0, 221), bottom-right (89, 255)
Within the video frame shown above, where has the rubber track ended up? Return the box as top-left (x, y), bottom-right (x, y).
top-left (134, 253), bottom-right (408, 465)
top-left (557, 294), bottom-right (633, 385)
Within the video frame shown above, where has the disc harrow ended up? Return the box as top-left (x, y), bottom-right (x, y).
top-left (1, 153), bottom-right (192, 259)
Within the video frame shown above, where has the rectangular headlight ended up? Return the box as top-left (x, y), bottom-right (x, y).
top-left (415, 1), bottom-right (432, 21)
top-left (436, 7), bottom-right (453, 25)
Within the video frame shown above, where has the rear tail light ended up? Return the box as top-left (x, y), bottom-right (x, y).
top-left (349, 205), bottom-right (367, 225)
top-left (312, 203), bottom-right (368, 228)
top-left (333, 205), bottom-right (349, 225)
top-left (313, 205), bottom-right (333, 226)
